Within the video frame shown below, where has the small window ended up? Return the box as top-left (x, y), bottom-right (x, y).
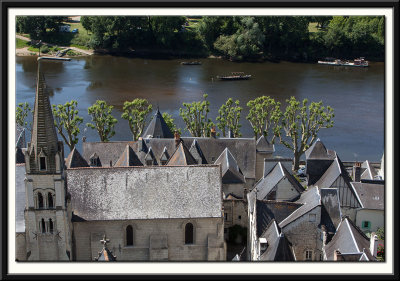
top-left (40, 157), bottom-right (46, 170)
top-left (224, 213), bottom-right (228, 221)
top-left (185, 223), bottom-right (194, 244)
top-left (49, 219), bottom-right (54, 233)
top-left (126, 225), bottom-right (133, 246)
top-left (362, 221), bottom-right (371, 229)
top-left (146, 159), bottom-right (153, 166)
top-left (309, 214), bottom-right (316, 222)
top-left (305, 250), bottom-right (313, 261)
top-left (38, 193), bottom-right (44, 209)
top-left (161, 160), bottom-right (167, 165)
top-left (238, 215), bottom-right (241, 220)
top-left (48, 193), bottom-right (54, 208)
top-left (41, 218), bottom-right (46, 233)
top-left (211, 157), bottom-right (215, 162)
top-left (90, 157), bottom-right (98, 167)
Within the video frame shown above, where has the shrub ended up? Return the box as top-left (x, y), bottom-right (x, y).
top-left (41, 45), bottom-right (49, 53)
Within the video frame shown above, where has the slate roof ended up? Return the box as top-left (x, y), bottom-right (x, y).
top-left (254, 162), bottom-right (303, 200)
top-left (325, 217), bottom-right (375, 261)
top-left (67, 165), bottom-right (223, 221)
top-left (256, 136), bottom-right (275, 153)
top-left (361, 160), bottom-right (378, 180)
top-left (320, 188), bottom-right (342, 233)
top-left (66, 147), bottom-right (89, 169)
top-left (279, 186), bottom-right (321, 229)
top-left (142, 108), bottom-right (174, 139)
top-left (256, 200), bottom-right (302, 237)
top-left (83, 141), bottom-right (137, 167)
top-left (166, 141), bottom-right (197, 166)
top-left (189, 139), bottom-right (207, 164)
top-left (305, 138), bottom-right (336, 160)
top-left (214, 148), bottom-right (245, 184)
top-left (16, 147), bottom-right (25, 164)
top-left (351, 182), bottom-right (384, 210)
top-left (96, 247), bottom-right (117, 261)
top-left (259, 220), bottom-right (295, 261)
top-left (15, 164), bottom-right (26, 233)
top-left (114, 144), bottom-right (143, 167)
top-left (16, 125), bottom-right (26, 149)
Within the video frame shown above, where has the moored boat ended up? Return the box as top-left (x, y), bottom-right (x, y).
top-left (181, 61), bottom-right (202, 65)
top-left (318, 57), bottom-right (368, 67)
top-left (217, 72), bottom-right (251, 80)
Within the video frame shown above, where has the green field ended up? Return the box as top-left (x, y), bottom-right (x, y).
top-left (16, 38), bottom-right (29, 48)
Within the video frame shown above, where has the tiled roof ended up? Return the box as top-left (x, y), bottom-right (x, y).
top-left (351, 182), bottom-right (384, 210)
top-left (114, 144), bottom-right (143, 167)
top-left (325, 217), bottom-right (375, 261)
top-left (166, 141), bottom-right (197, 165)
top-left (214, 148), bottom-right (245, 184)
top-left (67, 165), bottom-right (223, 220)
top-left (66, 147), bottom-right (89, 169)
top-left (142, 108), bottom-right (174, 139)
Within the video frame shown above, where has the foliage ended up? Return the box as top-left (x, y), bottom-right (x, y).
top-left (162, 112), bottom-right (182, 135)
top-left (377, 244), bottom-right (384, 261)
top-left (179, 94), bottom-right (214, 137)
top-left (86, 100), bottom-right (118, 142)
top-left (121, 99), bottom-right (153, 141)
top-left (216, 98), bottom-right (242, 137)
top-left (16, 16), bottom-right (66, 39)
top-left (246, 96), bottom-right (282, 141)
top-left (40, 45), bottom-right (50, 53)
top-left (52, 100), bottom-right (83, 150)
top-left (16, 38), bottom-right (29, 48)
top-left (275, 97), bottom-right (335, 170)
top-left (376, 227), bottom-right (384, 240)
top-left (16, 102), bottom-right (33, 131)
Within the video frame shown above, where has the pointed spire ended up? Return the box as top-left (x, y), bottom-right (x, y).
top-left (189, 139), bottom-right (207, 164)
top-left (305, 138), bottom-right (330, 159)
top-left (28, 62), bottom-right (60, 173)
top-left (95, 235), bottom-right (117, 261)
top-left (214, 148), bottom-right (245, 184)
top-left (66, 147), bottom-right (89, 169)
top-left (142, 109), bottom-right (174, 138)
top-left (114, 144), bottom-right (143, 167)
top-left (167, 142), bottom-right (197, 166)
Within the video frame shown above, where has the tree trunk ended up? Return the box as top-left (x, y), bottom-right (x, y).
top-left (293, 151), bottom-right (301, 171)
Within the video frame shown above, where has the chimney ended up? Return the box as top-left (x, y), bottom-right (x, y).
top-left (370, 234), bottom-right (378, 257)
top-left (210, 126), bottom-right (216, 138)
top-left (333, 250), bottom-right (341, 261)
top-left (174, 131), bottom-right (181, 147)
top-left (353, 162), bottom-right (361, 182)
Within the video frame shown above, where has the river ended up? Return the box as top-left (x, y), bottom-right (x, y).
top-left (15, 55), bottom-right (385, 162)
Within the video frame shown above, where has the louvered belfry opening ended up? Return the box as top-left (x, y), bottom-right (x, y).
top-left (185, 223), bottom-right (194, 244)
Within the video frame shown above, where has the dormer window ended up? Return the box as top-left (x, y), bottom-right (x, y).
top-left (146, 159), bottom-right (153, 166)
top-left (89, 153), bottom-right (101, 167)
top-left (259, 238), bottom-right (268, 254)
top-left (161, 160), bottom-right (167, 165)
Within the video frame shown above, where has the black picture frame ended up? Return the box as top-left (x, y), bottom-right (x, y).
top-left (1, 1), bottom-right (398, 279)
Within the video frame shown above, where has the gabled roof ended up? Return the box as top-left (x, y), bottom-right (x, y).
top-left (189, 139), bottom-right (207, 164)
top-left (214, 148), bottom-right (245, 184)
top-left (114, 144), bottom-right (143, 167)
top-left (142, 108), bottom-right (174, 139)
top-left (66, 147), bottom-right (89, 169)
top-left (83, 141), bottom-right (137, 167)
top-left (166, 142), bottom-right (197, 166)
top-left (160, 147), bottom-right (170, 161)
top-left (325, 217), bottom-right (375, 261)
top-left (279, 186), bottom-right (321, 229)
top-left (96, 247), bottom-right (117, 261)
top-left (314, 157), bottom-right (347, 188)
top-left (145, 147), bottom-right (158, 165)
top-left (320, 188), bottom-right (342, 233)
top-left (254, 162), bottom-right (303, 200)
top-left (259, 220), bottom-right (295, 261)
top-left (361, 160), bottom-right (378, 180)
top-left (351, 182), bottom-right (384, 210)
top-left (256, 136), bottom-right (274, 153)
top-left (305, 138), bottom-right (335, 160)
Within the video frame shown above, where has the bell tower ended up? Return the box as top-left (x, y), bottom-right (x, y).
top-left (23, 58), bottom-right (71, 260)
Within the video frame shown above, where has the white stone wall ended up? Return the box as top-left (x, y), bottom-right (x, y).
top-left (72, 217), bottom-right (225, 261)
top-left (276, 178), bottom-right (301, 201)
top-left (356, 209), bottom-right (384, 233)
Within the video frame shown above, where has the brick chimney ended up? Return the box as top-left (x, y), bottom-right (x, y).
top-left (370, 233), bottom-right (378, 257)
top-left (353, 162), bottom-right (362, 182)
top-left (210, 126), bottom-right (216, 138)
top-left (174, 131), bottom-right (181, 147)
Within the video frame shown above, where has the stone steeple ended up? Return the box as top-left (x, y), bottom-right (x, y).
top-left (142, 108), bottom-right (174, 138)
top-left (26, 60), bottom-right (62, 173)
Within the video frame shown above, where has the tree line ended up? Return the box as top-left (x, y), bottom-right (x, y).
top-left (16, 15), bottom-right (384, 61)
top-left (17, 96), bottom-right (334, 170)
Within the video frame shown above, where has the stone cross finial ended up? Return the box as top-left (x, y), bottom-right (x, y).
top-left (100, 235), bottom-right (110, 247)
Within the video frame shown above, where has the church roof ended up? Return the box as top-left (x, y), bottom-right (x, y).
top-left (96, 248), bottom-right (117, 261)
top-left (214, 148), bottom-right (245, 184)
top-left (256, 136), bottom-right (274, 153)
top-left (114, 144), bottom-right (143, 167)
top-left (142, 108), bottom-right (174, 138)
top-left (166, 141), bottom-right (197, 166)
top-left (66, 147), bottom-right (89, 169)
top-left (67, 165), bottom-right (223, 221)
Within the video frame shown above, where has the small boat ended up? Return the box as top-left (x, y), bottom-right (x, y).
top-left (217, 72), bottom-right (251, 80)
top-left (318, 57), bottom-right (368, 67)
top-left (181, 61), bottom-right (202, 65)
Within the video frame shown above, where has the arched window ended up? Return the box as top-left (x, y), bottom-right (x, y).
top-left (49, 219), bottom-right (54, 233)
top-left (41, 218), bottom-right (46, 233)
top-left (126, 225), bottom-right (133, 246)
top-left (48, 193), bottom-right (54, 208)
top-left (185, 223), bottom-right (194, 244)
top-left (38, 193), bottom-right (44, 209)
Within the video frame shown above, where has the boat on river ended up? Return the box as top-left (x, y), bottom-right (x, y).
top-left (318, 57), bottom-right (369, 67)
top-left (181, 61), bottom-right (202, 65)
top-left (217, 72), bottom-right (251, 80)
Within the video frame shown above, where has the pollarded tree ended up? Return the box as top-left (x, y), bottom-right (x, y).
top-left (246, 96), bottom-right (282, 141)
top-left (216, 98), bottom-right (242, 137)
top-left (162, 112), bottom-right (182, 135)
top-left (121, 99), bottom-right (153, 141)
top-left (16, 102), bottom-right (33, 131)
top-left (86, 100), bottom-right (118, 142)
top-left (52, 100), bottom-right (83, 151)
top-left (275, 96), bottom-right (334, 171)
top-left (179, 94), bottom-right (214, 137)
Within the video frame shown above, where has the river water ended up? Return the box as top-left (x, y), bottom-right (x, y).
top-left (16, 56), bottom-right (384, 162)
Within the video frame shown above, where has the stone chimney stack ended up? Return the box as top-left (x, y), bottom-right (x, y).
top-left (210, 126), bottom-right (216, 138)
top-left (174, 131), bottom-right (181, 147)
top-left (353, 162), bottom-right (362, 182)
top-left (370, 234), bottom-right (378, 257)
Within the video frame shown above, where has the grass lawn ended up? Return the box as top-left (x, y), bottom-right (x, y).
top-left (16, 38), bottom-right (29, 48)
